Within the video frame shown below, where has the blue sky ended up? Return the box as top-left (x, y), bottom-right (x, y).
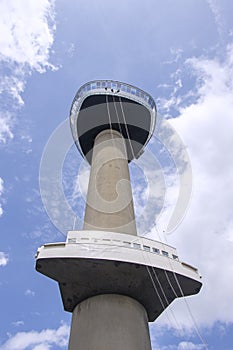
top-left (1, 0), bottom-right (233, 349)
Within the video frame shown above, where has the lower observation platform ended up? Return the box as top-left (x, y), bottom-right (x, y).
top-left (35, 231), bottom-right (202, 321)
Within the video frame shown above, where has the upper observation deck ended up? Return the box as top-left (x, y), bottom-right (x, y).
top-left (70, 80), bottom-right (156, 164)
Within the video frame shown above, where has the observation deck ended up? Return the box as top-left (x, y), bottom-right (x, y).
top-left (35, 231), bottom-right (202, 322)
top-left (70, 80), bottom-right (156, 164)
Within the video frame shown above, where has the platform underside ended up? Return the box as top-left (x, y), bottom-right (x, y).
top-left (36, 257), bottom-right (202, 322)
top-left (76, 95), bottom-right (151, 163)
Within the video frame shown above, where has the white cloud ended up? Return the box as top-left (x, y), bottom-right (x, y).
top-left (0, 0), bottom-right (56, 71)
top-left (0, 177), bottom-right (4, 193)
top-left (177, 342), bottom-right (205, 350)
top-left (158, 43), bottom-right (233, 327)
top-left (0, 323), bottom-right (69, 350)
top-left (206, 0), bottom-right (226, 39)
top-left (25, 289), bottom-right (35, 297)
top-left (12, 321), bottom-right (24, 327)
top-left (0, 251), bottom-right (9, 266)
top-left (151, 339), bottom-right (205, 350)
top-left (0, 177), bottom-right (4, 217)
top-left (0, 112), bottom-right (14, 143)
top-left (0, 0), bottom-right (57, 143)
top-left (32, 345), bottom-right (50, 350)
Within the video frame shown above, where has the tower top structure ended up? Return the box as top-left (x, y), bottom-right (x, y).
top-left (70, 80), bottom-right (156, 163)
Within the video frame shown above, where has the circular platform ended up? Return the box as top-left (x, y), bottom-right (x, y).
top-left (35, 231), bottom-right (202, 321)
top-left (70, 80), bottom-right (156, 164)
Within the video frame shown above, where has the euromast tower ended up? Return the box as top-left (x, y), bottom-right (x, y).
top-left (36, 80), bottom-right (202, 349)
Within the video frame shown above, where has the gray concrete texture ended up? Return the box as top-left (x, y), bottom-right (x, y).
top-left (83, 129), bottom-right (137, 235)
top-left (68, 294), bottom-right (152, 350)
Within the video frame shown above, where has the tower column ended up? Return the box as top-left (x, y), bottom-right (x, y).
top-left (68, 294), bottom-right (152, 350)
top-left (83, 129), bottom-right (137, 235)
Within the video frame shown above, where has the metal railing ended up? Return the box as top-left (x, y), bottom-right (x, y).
top-left (70, 79), bottom-right (156, 115)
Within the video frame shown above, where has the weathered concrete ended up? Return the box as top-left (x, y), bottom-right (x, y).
top-left (83, 129), bottom-right (137, 235)
top-left (68, 294), bottom-right (152, 350)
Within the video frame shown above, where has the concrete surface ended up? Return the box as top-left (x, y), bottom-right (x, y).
top-left (68, 294), bottom-right (152, 350)
top-left (83, 129), bottom-right (137, 235)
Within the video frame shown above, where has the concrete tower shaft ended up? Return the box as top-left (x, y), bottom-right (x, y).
top-left (69, 295), bottom-right (152, 350)
top-left (83, 129), bottom-right (137, 235)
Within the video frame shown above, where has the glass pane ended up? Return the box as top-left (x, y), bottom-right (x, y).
top-left (152, 247), bottom-right (159, 254)
top-left (121, 84), bottom-right (127, 91)
top-left (162, 250), bottom-right (169, 257)
top-left (133, 243), bottom-right (141, 249)
top-left (140, 91), bottom-right (145, 99)
top-left (172, 254), bottom-right (179, 260)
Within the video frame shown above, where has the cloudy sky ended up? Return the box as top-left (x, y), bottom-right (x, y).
top-left (1, 0), bottom-right (233, 349)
